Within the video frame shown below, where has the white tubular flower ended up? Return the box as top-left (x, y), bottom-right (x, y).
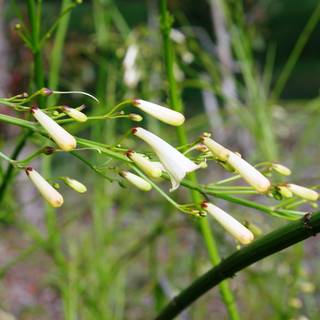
top-left (132, 127), bottom-right (200, 191)
top-left (121, 171), bottom-right (152, 192)
top-left (202, 202), bottom-right (254, 245)
top-left (32, 106), bottom-right (76, 151)
top-left (227, 152), bottom-right (271, 193)
top-left (201, 136), bottom-right (231, 161)
top-left (272, 163), bottom-right (291, 176)
top-left (286, 184), bottom-right (319, 201)
top-left (64, 177), bottom-right (87, 193)
top-left (62, 106), bottom-right (88, 122)
top-left (132, 99), bottom-right (185, 126)
top-left (26, 167), bottom-right (64, 208)
top-left (127, 151), bottom-right (162, 178)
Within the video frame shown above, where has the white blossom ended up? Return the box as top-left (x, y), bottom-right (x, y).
top-left (32, 107), bottom-right (76, 151)
top-left (26, 167), bottom-right (64, 208)
top-left (132, 127), bottom-right (200, 191)
top-left (133, 99), bottom-right (185, 126)
top-left (227, 152), bottom-right (271, 193)
top-left (202, 202), bottom-right (254, 244)
top-left (201, 136), bottom-right (231, 161)
top-left (286, 184), bottom-right (319, 201)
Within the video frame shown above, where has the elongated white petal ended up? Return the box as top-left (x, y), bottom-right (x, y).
top-left (132, 127), bottom-right (200, 191)
top-left (286, 184), bottom-right (319, 201)
top-left (26, 167), bottom-right (63, 207)
top-left (64, 177), bottom-right (87, 193)
top-left (127, 151), bottom-right (162, 178)
top-left (202, 202), bottom-right (254, 244)
top-left (133, 99), bottom-right (185, 126)
top-left (202, 137), bottom-right (231, 161)
top-left (227, 152), bottom-right (271, 193)
top-left (32, 107), bottom-right (76, 151)
top-left (272, 163), bottom-right (291, 176)
top-left (62, 106), bottom-right (88, 122)
top-left (121, 171), bottom-right (152, 191)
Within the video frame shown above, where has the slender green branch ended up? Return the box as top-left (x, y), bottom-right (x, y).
top-left (154, 211), bottom-right (320, 320)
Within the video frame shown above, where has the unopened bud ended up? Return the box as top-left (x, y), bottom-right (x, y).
top-left (64, 177), bottom-right (87, 193)
top-left (25, 167), bottom-right (63, 208)
top-left (126, 151), bottom-right (162, 178)
top-left (286, 184), bottom-right (319, 201)
top-left (128, 113), bottom-right (143, 122)
top-left (201, 136), bottom-right (231, 161)
top-left (43, 146), bottom-right (55, 155)
top-left (120, 171), bottom-right (152, 191)
top-left (40, 88), bottom-right (53, 96)
top-left (201, 201), bottom-right (254, 244)
top-left (272, 163), bottom-right (292, 176)
top-left (227, 152), bottom-right (271, 193)
top-left (31, 106), bottom-right (76, 151)
top-left (195, 144), bottom-right (209, 153)
top-left (277, 186), bottom-right (293, 198)
top-left (62, 106), bottom-right (88, 122)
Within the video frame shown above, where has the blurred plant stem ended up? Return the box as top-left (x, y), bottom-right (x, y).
top-left (155, 210), bottom-right (320, 320)
top-left (160, 1), bottom-right (240, 319)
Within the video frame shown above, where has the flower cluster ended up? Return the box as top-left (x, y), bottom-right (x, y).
top-left (22, 95), bottom-right (318, 245)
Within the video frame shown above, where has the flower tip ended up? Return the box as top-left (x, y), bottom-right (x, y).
top-left (201, 201), bottom-right (208, 208)
top-left (131, 127), bottom-right (138, 134)
top-left (30, 105), bottom-right (38, 114)
top-left (25, 166), bottom-right (33, 175)
top-left (40, 88), bottom-right (53, 96)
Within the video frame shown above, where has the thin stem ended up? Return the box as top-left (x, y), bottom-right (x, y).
top-left (154, 211), bottom-right (320, 320)
top-left (160, 1), bottom-right (240, 319)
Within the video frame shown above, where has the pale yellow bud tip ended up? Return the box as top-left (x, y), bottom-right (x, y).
top-left (272, 163), bottom-right (292, 176)
top-left (64, 177), bottom-right (87, 193)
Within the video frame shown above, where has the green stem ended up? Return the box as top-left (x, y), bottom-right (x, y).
top-left (160, 1), bottom-right (240, 319)
top-left (154, 211), bottom-right (320, 320)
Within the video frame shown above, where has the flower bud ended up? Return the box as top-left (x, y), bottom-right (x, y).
top-left (272, 163), bottom-right (291, 176)
top-left (201, 136), bottom-right (231, 161)
top-left (201, 201), bottom-right (254, 244)
top-left (227, 152), bottom-right (271, 193)
top-left (26, 167), bottom-right (63, 208)
top-left (40, 88), bottom-right (53, 96)
top-left (128, 113), bottom-right (143, 122)
top-left (62, 106), bottom-right (88, 122)
top-left (64, 177), bottom-right (87, 193)
top-left (31, 106), bottom-right (76, 151)
top-left (286, 184), bottom-right (319, 201)
top-left (132, 99), bottom-right (185, 126)
top-left (277, 186), bottom-right (293, 198)
top-left (120, 171), bottom-right (152, 191)
top-left (126, 151), bottom-right (162, 179)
